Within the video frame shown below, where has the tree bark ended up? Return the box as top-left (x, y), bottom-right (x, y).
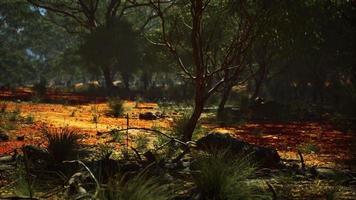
top-left (182, 96), bottom-right (205, 142)
top-left (217, 83), bottom-right (233, 119)
top-left (102, 67), bottom-right (114, 90)
top-left (251, 62), bottom-right (267, 100)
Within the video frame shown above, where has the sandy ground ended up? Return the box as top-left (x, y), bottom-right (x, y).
top-left (0, 100), bottom-right (355, 170)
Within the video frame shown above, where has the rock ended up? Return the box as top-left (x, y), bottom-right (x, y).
top-left (0, 130), bottom-right (9, 141)
top-left (139, 112), bottom-right (157, 120)
top-left (16, 135), bottom-right (25, 141)
top-left (196, 133), bottom-right (281, 168)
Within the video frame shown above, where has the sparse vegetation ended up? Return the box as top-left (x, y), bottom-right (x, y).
top-left (192, 150), bottom-right (262, 200)
top-left (297, 143), bottom-right (320, 154)
top-left (108, 97), bottom-right (124, 117)
top-left (42, 126), bottom-right (82, 163)
top-left (101, 172), bottom-right (176, 200)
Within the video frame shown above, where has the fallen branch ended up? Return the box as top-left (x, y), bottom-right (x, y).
top-left (0, 196), bottom-right (39, 200)
top-left (297, 150), bottom-right (306, 172)
top-left (111, 127), bottom-right (189, 146)
top-left (63, 160), bottom-right (100, 199)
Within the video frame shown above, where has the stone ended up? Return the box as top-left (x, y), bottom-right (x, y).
top-left (0, 130), bottom-right (9, 141)
top-left (196, 133), bottom-right (281, 168)
top-left (16, 135), bottom-right (25, 141)
top-left (139, 112), bottom-right (157, 120)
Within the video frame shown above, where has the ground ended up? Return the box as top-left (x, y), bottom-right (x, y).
top-left (1, 96), bottom-right (355, 171)
top-left (1, 89), bottom-right (356, 199)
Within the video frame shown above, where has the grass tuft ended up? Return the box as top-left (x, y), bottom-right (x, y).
top-left (108, 97), bottom-right (124, 118)
top-left (101, 172), bottom-right (176, 200)
top-left (42, 126), bottom-right (81, 163)
top-left (192, 149), bottom-right (264, 200)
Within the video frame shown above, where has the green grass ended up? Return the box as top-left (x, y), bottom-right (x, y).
top-left (42, 126), bottom-right (81, 163)
top-left (101, 172), bottom-right (176, 200)
top-left (297, 143), bottom-right (320, 154)
top-left (108, 97), bottom-right (124, 118)
top-left (192, 150), bottom-right (265, 200)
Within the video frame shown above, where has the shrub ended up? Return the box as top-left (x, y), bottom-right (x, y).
top-left (134, 133), bottom-right (149, 152)
top-left (192, 150), bottom-right (263, 200)
top-left (297, 143), bottom-right (320, 154)
top-left (25, 114), bottom-right (35, 124)
top-left (101, 172), bottom-right (176, 200)
top-left (108, 97), bottom-right (124, 117)
top-left (171, 112), bottom-right (192, 139)
top-left (42, 127), bottom-right (81, 163)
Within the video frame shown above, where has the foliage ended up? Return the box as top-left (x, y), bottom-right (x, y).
top-left (101, 172), bottom-right (176, 200)
top-left (192, 150), bottom-right (263, 200)
top-left (297, 143), bottom-right (320, 154)
top-left (134, 133), bottom-right (149, 152)
top-left (42, 126), bottom-right (81, 163)
top-left (107, 97), bottom-right (124, 118)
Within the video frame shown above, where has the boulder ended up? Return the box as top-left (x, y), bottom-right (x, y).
top-left (0, 130), bottom-right (9, 141)
top-left (139, 112), bottom-right (157, 120)
top-left (196, 133), bottom-right (281, 168)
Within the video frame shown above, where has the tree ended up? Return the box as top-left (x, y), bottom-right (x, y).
top-left (78, 19), bottom-right (140, 89)
top-left (146, 0), bottom-right (259, 141)
top-left (27, 0), bottom-right (150, 89)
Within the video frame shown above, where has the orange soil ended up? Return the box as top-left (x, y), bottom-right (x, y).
top-left (1, 96), bottom-right (355, 169)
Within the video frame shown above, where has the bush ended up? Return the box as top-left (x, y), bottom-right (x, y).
top-left (192, 150), bottom-right (264, 200)
top-left (108, 97), bottom-right (124, 117)
top-left (101, 172), bottom-right (176, 200)
top-left (42, 127), bottom-right (81, 163)
top-left (297, 143), bottom-right (320, 154)
top-left (134, 133), bottom-right (149, 152)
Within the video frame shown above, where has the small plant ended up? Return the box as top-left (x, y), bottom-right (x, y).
top-left (8, 109), bottom-right (21, 122)
top-left (171, 112), bottom-right (192, 139)
top-left (25, 114), bottom-right (35, 124)
top-left (192, 150), bottom-right (263, 200)
top-left (135, 96), bottom-right (143, 108)
top-left (297, 143), bottom-right (320, 154)
top-left (92, 113), bottom-right (100, 124)
top-left (42, 126), bottom-right (81, 163)
top-left (70, 110), bottom-right (76, 117)
top-left (111, 129), bottom-right (125, 144)
top-left (134, 133), bottom-right (149, 152)
top-left (13, 165), bottom-right (35, 198)
top-left (101, 172), bottom-right (176, 200)
top-left (108, 97), bottom-right (124, 117)
top-left (0, 102), bottom-right (7, 113)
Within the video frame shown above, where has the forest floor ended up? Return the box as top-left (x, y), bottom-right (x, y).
top-left (1, 89), bottom-right (356, 199)
top-left (1, 92), bottom-right (355, 171)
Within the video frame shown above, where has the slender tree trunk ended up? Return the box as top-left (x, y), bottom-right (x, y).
top-left (102, 67), bottom-right (114, 90)
top-left (217, 83), bottom-right (233, 119)
top-left (183, 92), bottom-right (205, 142)
top-left (251, 62), bottom-right (267, 100)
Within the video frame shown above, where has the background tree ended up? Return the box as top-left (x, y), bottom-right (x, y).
top-left (78, 19), bottom-right (140, 90)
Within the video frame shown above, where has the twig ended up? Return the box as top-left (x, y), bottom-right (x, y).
top-left (63, 160), bottom-right (100, 199)
top-left (130, 147), bottom-right (143, 162)
top-left (0, 196), bottom-right (39, 200)
top-left (297, 150), bottom-right (306, 172)
top-left (111, 127), bottom-right (189, 146)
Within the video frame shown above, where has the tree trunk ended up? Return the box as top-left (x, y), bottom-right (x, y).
top-left (251, 62), bottom-right (267, 100)
top-left (102, 67), bottom-right (114, 90)
top-left (217, 83), bottom-right (233, 119)
top-left (182, 98), bottom-right (205, 142)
